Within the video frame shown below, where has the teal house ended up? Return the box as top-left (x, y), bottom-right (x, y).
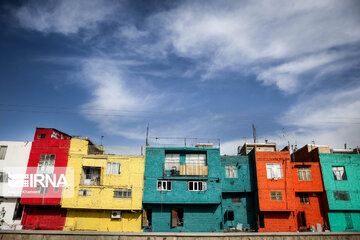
top-left (319, 150), bottom-right (360, 232)
top-left (142, 146), bottom-right (222, 232)
top-left (220, 155), bottom-right (257, 231)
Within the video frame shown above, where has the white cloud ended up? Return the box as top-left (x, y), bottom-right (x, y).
top-left (14, 0), bottom-right (117, 35)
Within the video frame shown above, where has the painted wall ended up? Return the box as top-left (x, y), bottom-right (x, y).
top-left (251, 148), bottom-right (297, 232)
top-left (319, 153), bottom-right (360, 231)
top-left (143, 147), bottom-right (222, 232)
top-left (62, 138), bottom-right (144, 232)
top-left (143, 204), bottom-right (221, 232)
top-left (0, 198), bottom-right (22, 230)
top-left (64, 209), bottom-right (142, 232)
top-left (21, 128), bottom-right (71, 230)
top-left (21, 128), bottom-right (71, 205)
top-left (21, 205), bottom-right (66, 230)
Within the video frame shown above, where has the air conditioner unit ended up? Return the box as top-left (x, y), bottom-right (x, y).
top-left (111, 211), bottom-right (121, 219)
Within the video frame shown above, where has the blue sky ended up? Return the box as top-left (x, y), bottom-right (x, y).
top-left (0, 0), bottom-right (359, 154)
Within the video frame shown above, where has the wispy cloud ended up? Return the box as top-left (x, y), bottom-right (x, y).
top-left (14, 0), bottom-right (118, 35)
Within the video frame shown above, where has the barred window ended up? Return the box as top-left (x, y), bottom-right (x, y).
top-left (298, 168), bottom-right (312, 181)
top-left (270, 191), bottom-right (283, 200)
top-left (113, 189), bottom-right (132, 198)
top-left (225, 165), bottom-right (237, 178)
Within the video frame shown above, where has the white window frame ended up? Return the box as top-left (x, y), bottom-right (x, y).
top-left (0, 146), bottom-right (7, 160)
top-left (113, 189), bottom-right (132, 198)
top-left (185, 154), bottom-right (207, 166)
top-left (37, 154), bottom-right (56, 175)
top-left (270, 191), bottom-right (283, 201)
top-left (225, 165), bottom-right (237, 178)
top-left (298, 167), bottom-right (312, 181)
top-left (106, 162), bottom-right (121, 175)
top-left (187, 181), bottom-right (207, 191)
top-left (266, 163), bottom-right (283, 179)
top-left (157, 180), bottom-right (172, 191)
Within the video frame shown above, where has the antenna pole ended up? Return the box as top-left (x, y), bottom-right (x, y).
top-left (145, 123), bottom-right (149, 146)
top-left (252, 123), bottom-right (257, 143)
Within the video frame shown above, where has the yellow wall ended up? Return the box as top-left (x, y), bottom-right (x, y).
top-left (64, 209), bottom-right (142, 232)
top-left (62, 138), bottom-right (144, 232)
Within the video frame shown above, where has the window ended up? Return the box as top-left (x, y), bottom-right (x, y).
top-left (157, 180), bottom-right (172, 191)
top-left (171, 208), bottom-right (184, 227)
top-left (266, 163), bottom-right (283, 179)
top-left (0, 146), bottom-right (7, 160)
top-left (81, 166), bottom-right (101, 185)
top-left (232, 196), bottom-right (242, 203)
top-left (106, 162), bottom-right (121, 175)
top-left (113, 189), bottom-right (132, 198)
top-left (79, 189), bottom-right (91, 196)
top-left (188, 181), bottom-right (207, 191)
top-left (165, 154), bottom-right (180, 172)
top-left (224, 210), bottom-right (234, 221)
top-left (299, 193), bottom-right (309, 204)
top-left (298, 167), bottom-right (312, 181)
top-left (225, 165), bottom-right (237, 178)
top-left (270, 191), bottom-right (283, 200)
top-left (345, 213), bottom-right (353, 229)
top-left (36, 184), bottom-right (49, 195)
top-left (259, 212), bottom-right (265, 228)
top-left (37, 154), bottom-right (55, 174)
top-left (185, 154), bottom-right (207, 166)
top-left (12, 199), bottom-right (24, 220)
top-left (0, 172), bottom-right (8, 182)
top-left (332, 166), bottom-right (347, 181)
top-left (334, 191), bottom-right (350, 201)
top-left (38, 134), bottom-right (46, 139)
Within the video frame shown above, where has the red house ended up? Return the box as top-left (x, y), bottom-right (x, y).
top-left (21, 128), bottom-right (71, 230)
top-left (291, 145), bottom-right (329, 231)
top-left (251, 146), bottom-right (297, 232)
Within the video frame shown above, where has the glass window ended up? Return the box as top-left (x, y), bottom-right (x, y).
top-left (266, 164), bottom-right (283, 179)
top-left (225, 165), bottom-right (237, 178)
top-left (187, 181), bottom-right (207, 191)
top-left (298, 168), bottom-right (312, 181)
top-left (113, 189), bottom-right (132, 198)
top-left (79, 189), bottom-right (91, 196)
top-left (333, 191), bottom-right (350, 201)
top-left (332, 166), bottom-right (347, 180)
top-left (106, 162), bottom-right (121, 175)
top-left (270, 191), bottom-right (283, 200)
top-left (0, 146), bottom-right (7, 160)
top-left (299, 193), bottom-right (309, 204)
top-left (185, 154), bottom-right (207, 166)
top-left (157, 180), bottom-right (172, 191)
top-left (165, 154), bottom-right (180, 171)
top-left (38, 134), bottom-right (46, 139)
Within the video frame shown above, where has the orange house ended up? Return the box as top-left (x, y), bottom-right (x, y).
top-left (251, 146), bottom-right (296, 232)
top-left (291, 145), bottom-right (329, 231)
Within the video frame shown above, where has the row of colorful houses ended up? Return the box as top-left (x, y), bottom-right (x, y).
top-left (0, 128), bottom-right (359, 232)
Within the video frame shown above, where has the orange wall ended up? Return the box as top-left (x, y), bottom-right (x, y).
top-left (291, 162), bottom-right (324, 192)
top-left (294, 193), bottom-right (326, 230)
top-left (258, 212), bottom-right (296, 232)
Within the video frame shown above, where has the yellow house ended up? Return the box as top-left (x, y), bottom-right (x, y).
top-left (61, 138), bottom-right (144, 232)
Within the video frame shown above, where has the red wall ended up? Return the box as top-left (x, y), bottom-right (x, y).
top-left (254, 148), bottom-right (297, 232)
top-left (21, 205), bottom-right (67, 230)
top-left (20, 128), bottom-right (70, 230)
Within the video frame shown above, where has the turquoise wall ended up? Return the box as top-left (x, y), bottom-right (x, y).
top-left (220, 155), bottom-right (257, 230)
top-left (143, 147), bottom-right (222, 232)
top-left (143, 204), bottom-right (221, 232)
top-left (319, 153), bottom-right (360, 231)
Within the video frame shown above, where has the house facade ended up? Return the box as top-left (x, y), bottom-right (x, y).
top-left (20, 128), bottom-right (71, 230)
top-left (220, 155), bottom-right (256, 231)
top-left (250, 146), bottom-right (297, 232)
top-left (319, 149), bottom-right (360, 231)
top-left (142, 146), bottom-right (222, 232)
top-left (61, 138), bottom-right (145, 232)
top-left (0, 141), bottom-right (32, 230)
top-left (292, 145), bottom-right (329, 231)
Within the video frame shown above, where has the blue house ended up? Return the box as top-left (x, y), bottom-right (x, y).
top-left (142, 146), bottom-right (222, 232)
top-left (220, 155), bottom-right (257, 231)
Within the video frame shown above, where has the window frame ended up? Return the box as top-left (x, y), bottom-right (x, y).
top-left (106, 162), bottom-right (121, 175)
top-left (187, 181), bottom-right (207, 192)
top-left (297, 167), bottom-right (312, 181)
top-left (333, 191), bottom-right (350, 201)
top-left (78, 189), bottom-right (91, 196)
top-left (225, 165), bottom-right (237, 178)
top-left (157, 180), bottom-right (172, 191)
top-left (270, 191), bottom-right (283, 201)
top-left (299, 193), bottom-right (309, 204)
top-left (266, 163), bottom-right (283, 179)
top-left (113, 189), bottom-right (132, 198)
top-left (0, 146), bottom-right (8, 160)
top-left (38, 134), bottom-right (46, 139)
top-left (332, 166), bottom-right (347, 181)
